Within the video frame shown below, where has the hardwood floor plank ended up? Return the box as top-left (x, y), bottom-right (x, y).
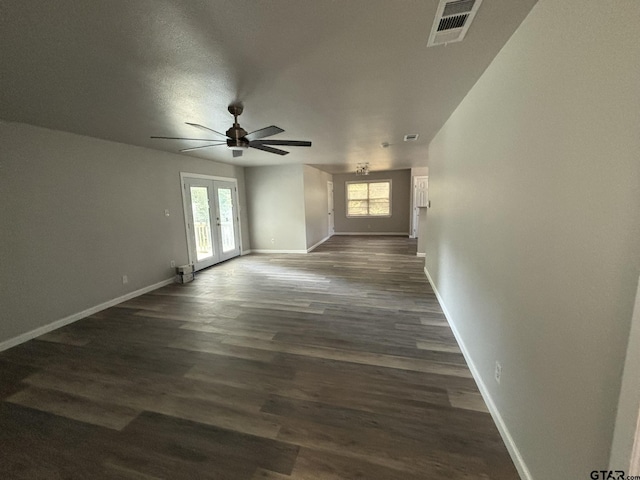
top-left (169, 336), bottom-right (278, 363)
top-left (416, 339), bottom-right (463, 353)
top-left (122, 412), bottom-right (299, 475)
top-left (179, 322), bottom-right (276, 340)
top-left (289, 447), bottom-right (451, 480)
top-left (0, 402), bottom-right (120, 479)
top-left (6, 386), bottom-right (141, 430)
top-left (23, 366), bottom-right (267, 414)
top-left (272, 331), bottom-right (467, 364)
top-left (448, 388), bottom-right (491, 413)
top-left (275, 416), bottom-right (491, 478)
top-left (221, 336), bottom-right (473, 377)
top-left (21, 368), bottom-right (280, 439)
top-left (0, 359), bottom-right (38, 399)
top-left (36, 330), bottom-right (92, 346)
top-left (251, 469), bottom-right (292, 480)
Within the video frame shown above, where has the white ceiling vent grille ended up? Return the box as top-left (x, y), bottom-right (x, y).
top-left (404, 134), bottom-right (419, 142)
top-left (428, 0), bottom-right (483, 47)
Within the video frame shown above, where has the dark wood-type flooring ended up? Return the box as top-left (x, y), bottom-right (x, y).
top-left (0, 236), bottom-right (518, 479)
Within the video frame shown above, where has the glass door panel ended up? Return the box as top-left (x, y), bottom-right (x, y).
top-left (213, 181), bottom-right (240, 262)
top-left (216, 187), bottom-right (236, 253)
top-left (190, 186), bottom-right (214, 261)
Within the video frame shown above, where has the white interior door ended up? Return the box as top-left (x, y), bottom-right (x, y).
top-left (327, 181), bottom-right (335, 236)
top-left (182, 176), bottom-right (241, 271)
top-left (411, 176), bottom-right (428, 238)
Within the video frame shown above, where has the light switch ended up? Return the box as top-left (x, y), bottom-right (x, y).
top-left (164, 209), bottom-right (170, 217)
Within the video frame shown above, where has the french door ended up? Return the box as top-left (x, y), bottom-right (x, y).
top-left (182, 175), bottom-right (241, 271)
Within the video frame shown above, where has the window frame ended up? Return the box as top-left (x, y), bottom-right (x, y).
top-left (345, 179), bottom-right (392, 218)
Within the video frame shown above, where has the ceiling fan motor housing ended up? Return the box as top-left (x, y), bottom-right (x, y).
top-left (226, 124), bottom-right (249, 149)
top-left (226, 104), bottom-right (249, 149)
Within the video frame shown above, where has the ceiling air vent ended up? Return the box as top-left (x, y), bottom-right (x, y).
top-left (404, 134), bottom-right (419, 142)
top-left (428, 0), bottom-right (483, 47)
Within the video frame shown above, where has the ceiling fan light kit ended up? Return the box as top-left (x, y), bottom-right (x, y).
top-left (151, 104), bottom-right (312, 158)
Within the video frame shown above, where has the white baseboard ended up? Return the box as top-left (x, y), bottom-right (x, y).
top-left (248, 236), bottom-right (330, 255)
top-left (423, 266), bottom-right (532, 480)
top-left (251, 249), bottom-right (308, 254)
top-left (0, 277), bottom-right (175, 353)
top-left (416, 252), bottom-right (426, 257)
top-left (307, 235), bottom-right (331, 253)
top-left (333, 232), bottom-right (409, 236)
top-left (241, 249), bottom-right (252, 256)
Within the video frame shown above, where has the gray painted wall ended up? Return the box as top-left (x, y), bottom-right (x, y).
top-left (244, 164), bottom-right (307, 252)
top-left (424, 0), bottom-right (640, 478)
top-left (333, 169), bottom-right (411, 234)
top-left (0, 120), bottom-right (250, 345)
top-left (303, 165), bottom-right (333, 249)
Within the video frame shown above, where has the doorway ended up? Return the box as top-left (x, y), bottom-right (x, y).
top-left (411, 176), bottom-right (428, 238)
top-left (181, 174), bottom-right (241, 271)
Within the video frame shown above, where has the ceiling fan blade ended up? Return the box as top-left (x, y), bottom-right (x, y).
top-left (232, 150), bottom-right (243, 158)
top-left (151, 136), bottom-right (221, 141)
top-left (250, 143), bottom-right (289, 156)
top-left (179, 143), bottom-right (226, 152)
top-left (185, 122), bottom-right (228, 138)
top-left (252, 140), bottom-right (312, 147)
top-left (245, 125), bottom-right (284, 141)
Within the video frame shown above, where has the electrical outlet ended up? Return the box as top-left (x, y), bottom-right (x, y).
top-left (495, 361), bottom-right (502, 384)
top-left (122, 275), bottom-right (128, 285)
top-left (164, 209), bottom-right (170, 217)
top-left (170, 260), bottom-right (175, 268)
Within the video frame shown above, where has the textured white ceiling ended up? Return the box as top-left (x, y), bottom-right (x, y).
top-left (0, 0), bottom-right (537, 173)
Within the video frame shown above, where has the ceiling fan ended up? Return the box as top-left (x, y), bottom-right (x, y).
top-left (151, 104), bottom-right (312, 157)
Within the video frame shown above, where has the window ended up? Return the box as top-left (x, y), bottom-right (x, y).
top-left (346, 180), bottom-right (391, 217)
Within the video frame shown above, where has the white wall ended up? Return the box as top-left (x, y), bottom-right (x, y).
top-left (303, 165), bottom-right (333, 250)
top-left (424, 1), bottom-right (640, 478)
top-left (0, 120), bottom-right (250, 346)
top-left (244, 164), bottom-right (307, 252)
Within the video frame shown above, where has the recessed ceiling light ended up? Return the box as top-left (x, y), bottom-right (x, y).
top-left (404, 134), bottom-right (419, 142)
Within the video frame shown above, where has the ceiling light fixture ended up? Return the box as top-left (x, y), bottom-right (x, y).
top-left (356, 163), bottom-right (370, 175)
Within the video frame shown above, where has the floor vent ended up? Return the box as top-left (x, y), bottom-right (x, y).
top-left (428, 0), bottom-right (483, 47)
